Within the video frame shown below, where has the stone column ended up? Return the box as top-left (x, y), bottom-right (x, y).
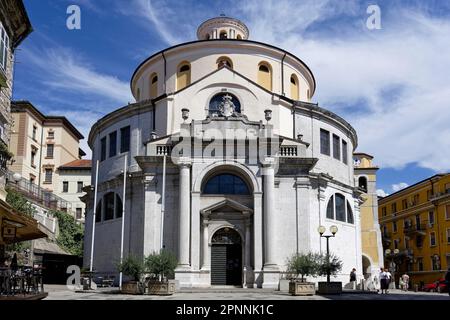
top-left (178, 160), bottom-right (191, 268)
top-left (245, 220), bottom-right (251, 268)
top-left (201, 219), bottom-right (210, 270)
top-left (262, 159), bottom-right (276, 267)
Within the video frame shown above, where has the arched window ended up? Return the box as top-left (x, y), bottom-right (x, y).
top-left (217, 56), bottom-right (233, 69)
top-left (335, 194), bottom-right (346, 222)
top-left (290, 74), bottom-right (299, 100)
top-left (177, 62), bottom-right (191, 90)
top-left (104, 192), bottom-right (115, 221)
top-left (326, 193), bottom-right (355, 224)
top-left (358, 177), bottom-right (368, 192)
top-left (258, 62), bottom-right (272, 91)
top-left (95, 201), bottom-right (102, 222)
top-left (203, 173), bottom-right (250, 195)
top-left (136, 88), bottom-right (141, 101)
top-left (150, 73), bottom-right (158, 99)
top-left (220, 30), bottom-right (228, 39)
top-left (206, 34), bottom-right (210, 40)
top-left (237, 34), bottom-right (242, 40)
top-left (307, 89), bottom-right (310, 100)
top-left (347, 201), bottom-right (354, 224)
top-left (208, 92), bottom-right (241, 116)
top-left (115, 194), bottom-right (123, 218)
top-left (326, 195), bottom-right (334, 219)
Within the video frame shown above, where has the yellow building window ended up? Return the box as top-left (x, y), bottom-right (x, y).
top-left (258, 62), bottom-right (272, 91)
top-left (150, 73), bottom-right (158, 98)
top-left (177, 62), bottom-right (191, 90)
top-left (290, 74), bottom-right (299, 100)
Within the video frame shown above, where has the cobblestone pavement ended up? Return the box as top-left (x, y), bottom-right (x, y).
top-left (43, 285), bottom-right (450, 300)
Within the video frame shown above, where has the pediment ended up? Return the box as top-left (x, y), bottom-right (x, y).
top-left (201, 198), bottom-right (253, 216)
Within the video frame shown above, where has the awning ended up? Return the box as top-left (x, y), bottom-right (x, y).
top-left (33, 238), bottom-right (71, 256)
top-left (0, 199), bottom-right (47, 245)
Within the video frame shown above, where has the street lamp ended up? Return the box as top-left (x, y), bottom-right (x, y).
top-left (318, 225), bottom-right (338, 283)
top-left (385, 248), bottom-right (400, 289)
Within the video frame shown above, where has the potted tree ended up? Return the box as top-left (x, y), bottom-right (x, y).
top-left (317, 253), bottom-right (343, 295)
top-left (117, 255), bottom-right (145, 294)
top-left (144, 249), bottom-right (178, 295)
top-left (286, 252), bottom-right (320, 296)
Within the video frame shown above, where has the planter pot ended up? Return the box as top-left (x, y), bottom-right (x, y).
top-left (121, 281), bottom-right (144, 295)
top-left (289, 281), bottom-right (316, 296)
top-left (317, 282), bottom-right (342, 295)
top-left (146, 280), bottom-right (176, 295)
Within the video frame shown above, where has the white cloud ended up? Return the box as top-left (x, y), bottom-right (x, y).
top-left (21, 45), bottom-right (133, 104)
top-left (391, 182), bottom-right (409, 192)
top-left (376, 189), bottom-right (389, 197)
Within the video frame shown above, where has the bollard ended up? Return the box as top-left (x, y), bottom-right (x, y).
top-left (414, 284), bottom-right (418, 292)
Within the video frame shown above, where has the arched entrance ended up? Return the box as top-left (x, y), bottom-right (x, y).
top-left (211, 227), bottom-right (242, 286)
top-left (362, 255), bottom-right (372, 279)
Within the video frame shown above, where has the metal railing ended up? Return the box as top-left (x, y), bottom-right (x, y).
top-left (5, 171), bottom-right (73, 214)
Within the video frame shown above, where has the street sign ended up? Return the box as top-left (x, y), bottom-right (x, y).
top-left (2, 226), bottom-right (16, 238)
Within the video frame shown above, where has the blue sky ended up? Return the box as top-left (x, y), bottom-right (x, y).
top-left (13, 0), bottom-right (450, 195)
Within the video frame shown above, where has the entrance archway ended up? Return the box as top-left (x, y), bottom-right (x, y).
top-left (211, 227), bottom-right (242, 286)
top-left (362, 255), bottom-right (372, 279)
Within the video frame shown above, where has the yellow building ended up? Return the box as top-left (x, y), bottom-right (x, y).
top-left (354, 153), bottom-right (384, 283)
top-left (378, 173), bottom-right (450, 288)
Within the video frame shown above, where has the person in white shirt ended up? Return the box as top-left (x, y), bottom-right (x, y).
top-left (379, 268), bottom-right (391, 294)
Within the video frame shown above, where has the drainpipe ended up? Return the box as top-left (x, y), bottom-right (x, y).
top-left (38, 125), bottom-right (44, 186)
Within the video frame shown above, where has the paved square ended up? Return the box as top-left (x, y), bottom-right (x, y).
top-left (43, 285), bottom-right (450, 300)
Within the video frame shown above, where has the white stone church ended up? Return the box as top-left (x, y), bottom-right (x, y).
top-left (83, 16), bottom-right (367, 288)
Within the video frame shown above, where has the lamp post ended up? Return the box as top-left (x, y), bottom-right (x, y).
top-left (385, 248), bottom-right (399, 289)
top-left (318, 225), bottom-right (338, 283)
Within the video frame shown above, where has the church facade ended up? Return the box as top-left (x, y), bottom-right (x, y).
top-left (83, 16), bottom-right (382, 288)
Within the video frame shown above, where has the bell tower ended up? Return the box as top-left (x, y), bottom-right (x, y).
top-left (197, 15), bottom-right (250, 40)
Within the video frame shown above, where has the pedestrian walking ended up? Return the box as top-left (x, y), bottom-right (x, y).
top-left (401, 273), bottom-right (410, 291)
top-left (350, 268), bottom-right (357, 289)
top-left (380, 268), bottom-right (391, 294)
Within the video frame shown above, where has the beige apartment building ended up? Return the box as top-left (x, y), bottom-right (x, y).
top-left (8, 100), bottom-right (90, 220)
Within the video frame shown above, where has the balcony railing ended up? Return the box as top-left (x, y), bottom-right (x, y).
top-left (279, 146), bottom-right (298, 157)
top-left (156, 145), bottom-right (172, 156)
top-left (5, 170), bottom-right (73, 214)
top-left (0, 143), bottom-right (12, 172)
top-left (404, 224), bottom-right (427, 236)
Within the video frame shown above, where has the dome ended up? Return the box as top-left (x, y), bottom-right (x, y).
top-left (197, 15), bottom-right (250, 40)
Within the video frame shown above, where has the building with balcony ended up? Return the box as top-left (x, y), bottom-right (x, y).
top-left (8, 101), bottom-right (90, 221)
top-left (83, 16), bottom-right (377, 288)
top-left (378, 173), bottom-right (450, 287)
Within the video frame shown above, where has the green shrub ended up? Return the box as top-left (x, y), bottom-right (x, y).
top-left (117, 255), bottom-right (145, 281)
top-left (286, 252), bottom-right (321, 282)
top-left (144, 250), bottom-right (178, 281)
top-left (6, 188), bottom-right (36, 218)
top-left (50, 210), bottom-right (84, 257)
top-left (317, 253), bottom-right (343, 278)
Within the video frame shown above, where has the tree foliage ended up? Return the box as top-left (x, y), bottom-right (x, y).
top-left (144, 250), bottom-right (178, 280)
top-left (317, 253), bottom-right (343, 277)
top-left (117, 255), bottom-right (145, 281)
top-left (286, 252), bottom-right (344, 282)
top-left (286, 252), bottom-right (321, 282)
top-left (50, 210), bottom-right (84, 257)
top-left (6, 188), bottom-right (37, 218)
